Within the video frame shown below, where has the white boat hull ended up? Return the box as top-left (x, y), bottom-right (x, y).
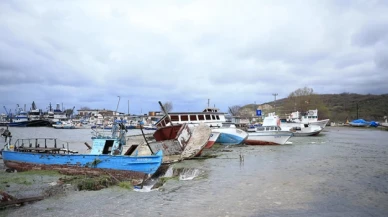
top-left (245, 131), bottom-right (293, 145)
top-left (211, 127), bottom-right (248, 145)
top-left (309, 119), bottom-right (330, 129)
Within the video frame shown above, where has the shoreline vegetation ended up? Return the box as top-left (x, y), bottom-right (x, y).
top-left (0, 144), bottom-right (225, 210)
top-left (237, 88), bottom-right (387, 123)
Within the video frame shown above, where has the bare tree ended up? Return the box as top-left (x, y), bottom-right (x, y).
top-left (228, 105), bottom-right (241, 116)
top-left (79, 106), bottom-right (91, 110)
top-left (287, 87), bottom-right (315, 112)
top-left (161, 101), bottom-right (173, 114)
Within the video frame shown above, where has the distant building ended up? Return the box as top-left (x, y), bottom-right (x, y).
top-left (77, 109), bottom-right (124, 117)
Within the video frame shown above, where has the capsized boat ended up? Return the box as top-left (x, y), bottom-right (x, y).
top-left (1, 120), bottom-right (163, 179)
top-left (131, 123), bottom-right (212, 163)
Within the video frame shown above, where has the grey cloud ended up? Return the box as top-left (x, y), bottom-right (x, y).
top-left (352, 22), bottom-right (388, 47)
top-left (1, 0), bottom-right (388, 114)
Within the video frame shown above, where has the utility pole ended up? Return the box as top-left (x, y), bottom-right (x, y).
top-left (272, 93), bottom-right (278, 114)
top-left (115, 96), bottom-right (120, 114)
top-left (356, 103), bottom-right (359, 119)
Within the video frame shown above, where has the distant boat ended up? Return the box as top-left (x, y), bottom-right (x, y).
top-left (52, 121), bottom-right (76, 129)
top-left (8, 106), bottom-right (51, 127)
top-left (2, 121), bottom-right (163, 177)
top-left (287, 110), bottom-right (330, 129)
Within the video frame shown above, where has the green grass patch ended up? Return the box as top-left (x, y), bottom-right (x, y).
top-left (118, 181), bottom-right (133, 190)
top-left (0, 176), bottom-right (32, 185)
top-left (19, 170), bottom-right (60, 176)
top-left (60, 175), bottom-right (116, 191)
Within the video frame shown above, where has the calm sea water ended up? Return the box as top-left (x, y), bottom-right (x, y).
top-left (2, 126), bottom-right (388, 217)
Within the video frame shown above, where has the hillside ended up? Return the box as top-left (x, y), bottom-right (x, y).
top-left (240, 93), bottom-right (388, 122)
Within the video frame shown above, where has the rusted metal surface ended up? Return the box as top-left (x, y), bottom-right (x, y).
top-left (244, 140), bottom-right (280, 145)
top-left (3, 160), bottom-right (147, 181)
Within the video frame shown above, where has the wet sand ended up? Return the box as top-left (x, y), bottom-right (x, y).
top-left (1, 127), bottom-right (388, 216)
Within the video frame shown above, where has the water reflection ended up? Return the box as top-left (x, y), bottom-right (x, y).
top-left (135, 164), bottom-right (204, 191)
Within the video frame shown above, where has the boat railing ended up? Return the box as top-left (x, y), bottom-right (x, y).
top-left (9, 138), bottom-right (78, 154)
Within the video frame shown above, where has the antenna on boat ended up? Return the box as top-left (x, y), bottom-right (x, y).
top-left (115, 96), bottom-right (121, 114)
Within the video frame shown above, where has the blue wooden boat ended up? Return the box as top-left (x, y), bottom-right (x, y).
top-left (2, 119), bottom-right (163, 178)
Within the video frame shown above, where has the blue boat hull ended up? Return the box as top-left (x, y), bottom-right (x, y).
top-left (216, 132), bottom-right (246, 145)
top-left (2, 150), bottom-right (163, 175)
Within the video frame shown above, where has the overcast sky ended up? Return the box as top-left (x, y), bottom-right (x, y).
top-left (1, 0), bottom-right (387, 115)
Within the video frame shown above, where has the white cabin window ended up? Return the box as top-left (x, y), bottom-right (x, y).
top-left (216, 115), bottom-right (220, 120)
top-left (198, 115), bottom-right (205, 120)
top-left (205, 114), bottom-right (211, 120)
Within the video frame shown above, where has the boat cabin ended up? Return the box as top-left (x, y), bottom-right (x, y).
top-left (155, 108), bottom-right (226, 128)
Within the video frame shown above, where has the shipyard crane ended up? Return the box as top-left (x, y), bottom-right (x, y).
top-left (3, 106), bottom-right (11, 117)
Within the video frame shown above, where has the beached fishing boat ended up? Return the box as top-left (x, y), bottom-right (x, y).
top-left (144, 123), bottom-right (211, 162)
top-left (212, 126), bottom-right (248, 145)
top-left (205, 131), bottom-right (220, 148)
top-left (245, 113), bottom-right (293, 145)
top-left (1, 119), bottom-right (163, 178)
top-left (155, 107), bottom-right (247, 145)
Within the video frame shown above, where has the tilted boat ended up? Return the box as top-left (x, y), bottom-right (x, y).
top-left (142, 123), bottom-right (211, 163)
top-left (155, 107), bottom-right (247, 145)
top-left (1, 120), bottom-right (163, 179)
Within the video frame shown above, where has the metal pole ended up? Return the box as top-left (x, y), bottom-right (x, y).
top-left (356, 103), bottom-right (359, 119)
top-left (272, 93), bottom-right (278, 114)
top-left (139, 124), bottom-right (154, 154)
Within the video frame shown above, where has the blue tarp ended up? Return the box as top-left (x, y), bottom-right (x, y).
top-left (351, 119), bottom-right (368, 123)
top-left (351, 119), bottom-right (379, 127)
top-left (370, 121), bottom-right (379, 127)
